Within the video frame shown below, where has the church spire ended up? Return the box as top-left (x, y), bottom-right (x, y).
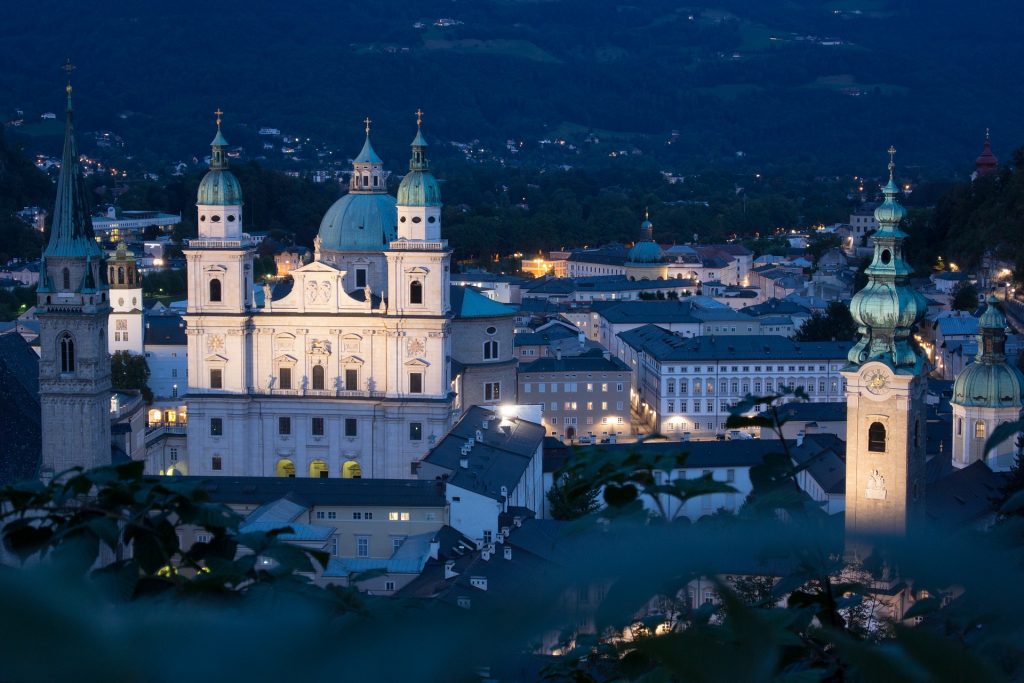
top-left (43, 62), bottom-right (103, 262)
top-left (409, 108), bottom-right (429, 171)
top-left (974, 128), bottom-right (998, 178)
top-left (846, 148), bottom-right (927, 370)
top-left (210, 108), bottom-right (229, 171)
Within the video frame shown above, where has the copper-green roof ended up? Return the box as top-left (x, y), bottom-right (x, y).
top-left (318, 193), bottom-right (397, 251)
top-left (397, 170), bottom-right (441, 207)
top-left (450, 286), bottom-right (515, 318)
top-left (197, 169), bottom-right (243, 206)
top-left (354, 135), bottom-right (383, 164)
top-left (627, 241), bottom-right (666, 264)
top-left (43, 94), bottom-right (104, 260)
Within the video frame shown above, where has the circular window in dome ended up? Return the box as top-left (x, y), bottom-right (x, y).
top-left (200, 215), bottom-right (207, 222)
top-left (486, 326), bottom-right (497, 335)
top-left (428, 216), bottom-right (436, 223)
top-left (133, 297), bottom-right (137, 305)
top-left (227, 215), bottom-right (236, 222)
top-left (400, 216), bottom-right (407, 223)
top-left (118, 297), bottom-right (124, 306)
top-left (211, 215), bottom-right (221, 223)
top-left (880, 249), bottom-right (892, 265)
top-left (412, 216), bottom-right (422, 224)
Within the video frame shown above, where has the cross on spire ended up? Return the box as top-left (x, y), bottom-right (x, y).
top-left (215, 108), bottom-right (224, 128)
top-left (364, 116), bottom-right (372, 135)
top-left (986, 127), bottom-right (991, 140)
top-left (63, 59), bottom-right (75, 95)
top-left (415, 108), bottom-right (424, 127)
top-left (887, 145), bottom-right (897, 179)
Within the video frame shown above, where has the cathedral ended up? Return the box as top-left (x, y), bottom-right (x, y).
top-left (182, 113), bottom-right (516, 480)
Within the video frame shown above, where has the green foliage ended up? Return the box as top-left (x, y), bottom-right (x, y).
top-left (793, 301), bottom-right (857, 342)
top-left (951, 280), bottom-right (979, 312)
top-left (110, 351), bottom-right (152, 403)
top-left (142, 269), bottom-right (187, 300)
top-left (0, 285), bottom-right (36, 322)
top-left (546, 469), bottom-right (601, 521)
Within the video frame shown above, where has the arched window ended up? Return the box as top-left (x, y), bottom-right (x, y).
top-left (868, 422), bottom-right (886, 452)
top-left (209, 278), bottom-right (222, 302)
top-left (483, 340), bottom-right (499, 360)
top-left (59, 333), bottom-right (75, 373)
top-left (62, 267), bottom-right (70, 290)
top-left (311, 364), bottom-right (325, 391)
top-left (342, 460), bottom-right (363, 479)
top-left (975, 420), bottom-right (986, 439)
top-left (409, 280), bottom-right (423, 304)
top-left (275, 459), bottom-right (296, 478)
top-left (117, 267), bottom-right (125, 285)
top-left (309, 460), bottom-right (328, 478)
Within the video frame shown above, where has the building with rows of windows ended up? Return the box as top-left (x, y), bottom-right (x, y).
top-left (619, 324), bottom-right (850, 437)
top-left (182, 114), bottom-right (515, 481)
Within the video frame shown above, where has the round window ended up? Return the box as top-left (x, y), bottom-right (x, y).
top-left (427, 216), bottom-right (436, 223)
top-left (133, 297), bottom-right (137, 305)
top-left (211, 215), bottom-right (221, 222)
top-left (400, 216), bottom-right (407, 223)
top-left (118, 298), bottom-right (124, 306)
top-left (412, 216), bottom-right (422, 224)
top-left (227, 215), bottom-right (236, 222)
top-left (486, 326), bottom-right (497, 335)
top-left (200, 215), bottom-right (207, 222)
top-left (880, 249), bottom-right (892, 265)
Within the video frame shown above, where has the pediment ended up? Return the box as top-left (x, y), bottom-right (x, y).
top-left (292, 260), bottom-right (343, 275)
top-left (404, 357), bottom-right (430, 367)
top-left (274, 353), bottom-right (298, 364)
top-left (205, 353), bottom-right (229, 363)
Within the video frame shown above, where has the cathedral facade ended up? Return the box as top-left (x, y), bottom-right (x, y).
top-left (184, 118), bottom-right (461, 480)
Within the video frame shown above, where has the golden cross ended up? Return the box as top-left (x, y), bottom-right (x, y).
top-left (63, 59), bottom-right (75, 94)
top-left (215, 108), bottom-right (224, 127)
top-left (364, 116), bottom-right (372, 135)
top-left (415, 108), bottom-right (424, 127)
top-left (644, 207), bottom-right (650, 221)
top-left (986, 127), bottom-right (990, 140)
top-left (887, 145), bottom-right (896, 177)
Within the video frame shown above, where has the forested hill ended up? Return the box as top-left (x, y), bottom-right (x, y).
top-left (0, 0), bottom-right (1022, 174)
top-left (0, 131), bottom-right (49, 263)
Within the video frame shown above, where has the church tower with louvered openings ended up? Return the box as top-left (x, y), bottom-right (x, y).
top-left (36, 74), bottom-right (113, 476)
top-left (841, 148), bottom-right (929, 554)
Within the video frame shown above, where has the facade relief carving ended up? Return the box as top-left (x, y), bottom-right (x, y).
top-left (865, 470), bottom-right (887, 500)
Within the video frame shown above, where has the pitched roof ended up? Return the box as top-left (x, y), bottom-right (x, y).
top-left (143, 313), bottom-right (187, 346)
top-left (0, 330), bottom-right (41, 484)
top-left (189, 476), bottom-right (447, 508)
top-left (926, 461), bottom-right (1005, 528)
top-left (518, 348), bottom-right (629, 374)
top-left (450, 285), bottom-right (516, 319)
top-left (618, 325), bottom-right (851, 362)
top-left (423, 406), bottom-right (545, 500)
top-left (777, 402), bottom-right (847, 423)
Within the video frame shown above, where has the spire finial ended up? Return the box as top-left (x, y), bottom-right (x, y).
top-left (887, 145), bottom-right (896, 179)
top-left (364, 116), bottom-right (372, 136)
top-left (415, 108), bottom-right (424, 128)
top-left (986, 127), bottom-right (991, 141)
top-left (215, 108), bottom-right (224, 128)
top-left (63, 59), bottom-right (75, 99)
top-left (644, 206), bottom-right (650, 221)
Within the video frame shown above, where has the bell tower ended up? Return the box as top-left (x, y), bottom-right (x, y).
top-left (36, 67), bottom-right (113, 476)
top-left (842, 148), bottom-right (929, 550)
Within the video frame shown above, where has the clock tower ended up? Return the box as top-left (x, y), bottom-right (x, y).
top-left (842, 149), bottom-right (928, 552)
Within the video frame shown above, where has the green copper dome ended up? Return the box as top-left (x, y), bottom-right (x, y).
top-left (847, 150), bottom-right (926, 371)
top-left (397, 170), bottom-right (441, 207)
top-left (396, 123), bottom-right (442, 207)
top-left (197, 121), bottom-right (242, 206)
top-left (952, 297), bottom-right (1024, 408)
top-left (627, 241), bottom-right (666, 264)
top-left (318, 193), bottom-right (397, 251)
top-left (952, 361), bottom-right (1024, 408)
top-left (197, 170), bottom-right (243, 206)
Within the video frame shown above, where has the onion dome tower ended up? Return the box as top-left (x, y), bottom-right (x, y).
top-left (974, 129), bottom-right (998, 179)
top-left (316, 118), bottom-right (397, 292)
top-left (36, 63), bottom-right (113, 476)
top-left (842, 147), bottom-right (928, 546)
top-left (625, 209), bottom-right (668, 280)
top-left (951, 296), bottom-right (1024, 470)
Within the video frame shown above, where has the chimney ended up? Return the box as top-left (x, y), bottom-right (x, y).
top-left (504, 546), bottom-right (512, 560)
top-left (482, 548), bottom-right (491, 561)
top-left (444, 560), bottom-right (457, 579)
top-left (460, 456), bottom-right (469, 469)
top-left (796, 431), bottom-right (805, 447)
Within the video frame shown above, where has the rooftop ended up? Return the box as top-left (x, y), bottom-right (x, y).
top-left (518, 348), bottom-right (629, 374)
top-left (619, 324), bottom-right (851, 362)
top-left (190, 476), bottom-right (447, 508)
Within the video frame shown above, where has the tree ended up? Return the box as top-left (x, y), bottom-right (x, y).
top-left (951, 281), bottom-right (979, 312)
top-left (111, 351), bottom-right (153, 403)
top-left (794, 301), bottom-right (857, 342)
top-left (547, 470), bottom-right (601, 520)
